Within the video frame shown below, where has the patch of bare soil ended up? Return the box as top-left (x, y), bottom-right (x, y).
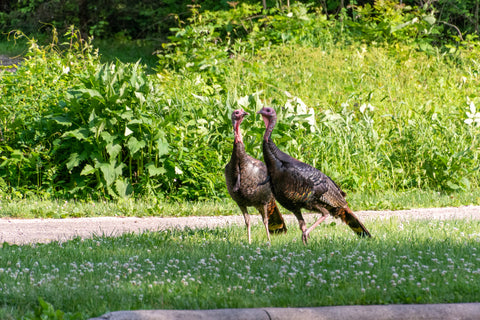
top-left (1, 206), bottom-right (479, 245)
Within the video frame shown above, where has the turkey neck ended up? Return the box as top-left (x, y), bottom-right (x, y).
top-left (232, 118), bottom-right (247, 160)
top-left (233, 118), bottom-right (244, 144)
top-left (261, 113), bottom-right (275, 143)
top-left (261, 114), bottom-right (285, 169)
top-left (262, 136), bottom-right (285, 168)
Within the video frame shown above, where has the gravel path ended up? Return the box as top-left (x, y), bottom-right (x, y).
top-left (1, 206), bottom-right (479, 245)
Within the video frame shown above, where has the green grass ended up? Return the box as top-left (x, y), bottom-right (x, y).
top-left (1, 218), bottom-right (479, 319)
top-left (92, 38), bottom-right (159, 69)
top-left (226, 44), bottom-right (480, 192)
top-left (0, 35), bottom-right (29, 57)
top-left (0, 189), bottom-right (479, 219)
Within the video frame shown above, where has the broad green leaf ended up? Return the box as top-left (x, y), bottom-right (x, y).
top-left (391, 19), bottom-right (416, 33)
top-left (66, 152), bottom-right (82, 170)
top-left (135, 92), bottom-right (146, 105)
top-left (63, 128), bottom-right (90, 140)
top-left (146, 163), bottom-right (167, 177)
top-left (446, 181), bottom-right (461, 190)
top-left (119, 82), bottom-right (128, 98)
top-left (129, 117), bottom-right (152, 125)
top-left (192, 93), bottom-right (209, 103)
top-left (10, 149), bottom-right (25, 159)
top-left (51, 116), bottom-right (72, 126)
top-left (460, 177), bottom-right (471, 190)
top-left (157, 140), bottom-right (170, 157)
top-left (423, 15), bottom-right (436, 25)
top-left (71, 88), bottom-right (104, 102)
top-left (106, 143), bottom-right (122, 158)
top-left (90, 116), bottom-right (106, 139)
top-left (115, 178), bottom-right (133, 198)
top-left (88, 109), bottom-right (97, 122)
top-left (98, 162), bottom-right (125, 186)
top-left (127, 137), bottom-right (146, 155)
top-left (119, 109), bottom-right (134, 121)
top-left (100, 131), bottom-right (114, 144)
top-left (80, 164), bottom-right (96, 176)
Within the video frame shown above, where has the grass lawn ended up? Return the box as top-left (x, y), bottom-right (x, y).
top-left (1, 189), bottom-right (479, 219)
top-left (0, 217), bottom-right (479, 319)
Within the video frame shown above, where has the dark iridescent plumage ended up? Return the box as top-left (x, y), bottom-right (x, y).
top-left (225, 109), bottom-right (287, 243)
top-left (257, 107), bottom-right (371, 244)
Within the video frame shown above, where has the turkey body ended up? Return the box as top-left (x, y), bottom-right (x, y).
top-left (257, 107), bottom-right (371, 244)
top-left (225, 109), bottom-right (287, 243)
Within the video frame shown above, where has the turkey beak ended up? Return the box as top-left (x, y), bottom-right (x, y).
top-left (243, 110), bottom-right (249, 117)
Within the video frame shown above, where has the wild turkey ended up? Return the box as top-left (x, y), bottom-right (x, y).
top-left (225, 108), bottom-right (287, 244)
top-left (257, 107), bottom-right (371, 244)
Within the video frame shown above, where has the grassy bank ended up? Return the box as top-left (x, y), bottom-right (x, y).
top-left (0, 189), bottom-right (479, 219)
top-left (1, 217), bottom-right (479, 319)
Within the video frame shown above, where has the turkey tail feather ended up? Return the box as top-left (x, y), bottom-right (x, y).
top-left (338, 207), bottom-right (371, 238)
top-left (267, 200), bottom-right (287, 234)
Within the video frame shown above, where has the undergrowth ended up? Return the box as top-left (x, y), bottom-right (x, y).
top-left (0, 2), bottom-right (479, 202)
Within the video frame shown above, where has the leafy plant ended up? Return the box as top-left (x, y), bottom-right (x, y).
top-left (54, 61), bottom-right (170, 198)
top-left (1, 5), bottom-right (480, 201)
top-left (23, 297), bottom-right (82, 320)
top-left (344, 0), bottom-right (438, 50)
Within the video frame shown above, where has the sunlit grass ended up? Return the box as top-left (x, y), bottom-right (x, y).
top-left (0, 218), bottom-right (479, 319)
top-left (225, 44), bottom-right (480, 193)
top-left (0, 189), bottom-right (479, 219)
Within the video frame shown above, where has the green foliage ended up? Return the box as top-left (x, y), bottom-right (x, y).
top-left (54, 60), bottom-right (168, 198)
top-left (1, 2), bottom-right (480, 201)
top-left (0, 0), bottom-right (196, 39)
top-left (23, 297), bottom-right (82, 320)
top-left (1, 0), bottom-right (480, 42)
top-left (344, 0), bottom-right (439, 50)
top-left (0, 27), bottom-right (99, 198)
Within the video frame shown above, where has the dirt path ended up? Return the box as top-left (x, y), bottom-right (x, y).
top-left (1, 206), bottom-right (479, 245)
